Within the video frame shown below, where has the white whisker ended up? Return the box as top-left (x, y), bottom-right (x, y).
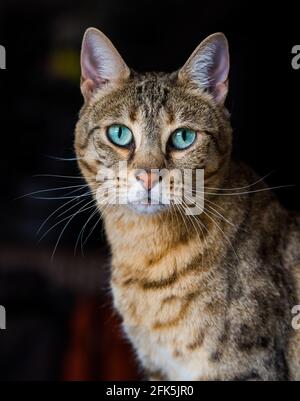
top-left (17, 183), bottom-right (89, 200)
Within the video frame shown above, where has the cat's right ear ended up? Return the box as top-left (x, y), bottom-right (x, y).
top-left (178, 33), bottom-right (229, 105)
top-left (80, 28), bottom-right (130, 102)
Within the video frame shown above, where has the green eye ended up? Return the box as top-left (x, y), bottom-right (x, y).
top-left (170, 128), bottom-right (196, 150)
top-left (107, 124), bottom-right (133, 147)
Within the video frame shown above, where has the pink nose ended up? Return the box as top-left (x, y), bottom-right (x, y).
top-left (135, 171), bottom-right (158, 190)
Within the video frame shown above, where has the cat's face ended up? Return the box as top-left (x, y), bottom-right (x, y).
top-left (75, 28), bottom-right (232, 215)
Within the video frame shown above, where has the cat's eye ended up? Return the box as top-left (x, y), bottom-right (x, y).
top-left (169, 128), bottom-right (196, 150)
top-left (107, 124), bottom-right (133, 147)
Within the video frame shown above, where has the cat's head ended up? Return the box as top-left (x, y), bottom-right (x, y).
top-left (75, 28), bottom-right (232, 216)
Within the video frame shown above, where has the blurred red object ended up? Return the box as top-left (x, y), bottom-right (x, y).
top-left (62, 296), bottom-right (141, 381)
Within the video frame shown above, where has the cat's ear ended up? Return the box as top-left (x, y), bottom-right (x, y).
top-left (80, 27), bottom-right (130, 102)
top-left (178, 33), bottom-right (229, 104)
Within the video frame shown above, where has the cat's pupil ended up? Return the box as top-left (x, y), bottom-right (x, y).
top-left (182, 130), bottom-right (187, 142)
top-left (118, 126), bottom-right (122, 138)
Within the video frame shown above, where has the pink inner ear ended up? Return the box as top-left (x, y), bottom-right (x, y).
top-left (80, 28), bottom-right (130, 102)
top-left (213, 45), bottom-right (229, 85)
top-left (202, 39), bottom-right (229, 104)
top-left (211, 44), bottom-right (229, 103)
top-left (81, 39), bottom-right (105, 85)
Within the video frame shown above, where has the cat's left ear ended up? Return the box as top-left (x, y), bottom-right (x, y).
top-left (80, 27), bottom-right (130, 102)
top-left (178, 33), bottom-right (229, 104)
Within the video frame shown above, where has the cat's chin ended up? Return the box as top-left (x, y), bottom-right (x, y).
top-left (127, 202), bottom-right (168, 215)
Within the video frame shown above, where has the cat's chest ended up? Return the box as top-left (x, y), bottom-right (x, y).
top-left (126, 324), bottom-right (212, 380)
top-left (111, 277), bottom-right (180, 329)
top-left (109, 236), bottom-right (224, 379)
top-left (111, 263), bottom-right (209, 328)
top-left (111, 275), bottom-right (219, 380)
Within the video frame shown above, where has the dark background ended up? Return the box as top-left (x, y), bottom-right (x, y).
top-left (0, 0), bottom-right (299, 380)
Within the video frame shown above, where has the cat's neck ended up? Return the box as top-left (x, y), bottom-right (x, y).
top-left (103, 197), bottom-right (233, 269)
top-left (103, 206), bottom-right (191, 259)
top-left (102, 161), bottom-right (251, 266)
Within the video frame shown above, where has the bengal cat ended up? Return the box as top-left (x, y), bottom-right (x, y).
top-left (74, 28), bottom-right (300, 380)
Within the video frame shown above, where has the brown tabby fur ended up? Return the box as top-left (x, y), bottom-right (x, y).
top-left (75, 33), bottom-right (300, 380)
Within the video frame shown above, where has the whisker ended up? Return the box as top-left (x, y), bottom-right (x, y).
top-left (55, 195), bottom-right (91, 220)
top-left (180, 204), bottom-right (208, 269)
top-left (204, 171), bottom-right (275, 191)
top-left (81, 215), bottom-right (101, 250)
top-left (32, 193), bottom-right (91, 200)
top-left (173, 201), bottom-right (191, 240)
top-left (33, 174), bottom-right (86, 180)
top-left (50, 199), bottom-right (98, 260)
top-left (191, 184), bottom-right (294, 196)
top-left (37, 193), bottom-right (89, 237)
top-left (204, 203), bottom-right (234, 227)
top-left (180, 203), bottom-right (203, 246)
top-left (44, 155), bottom-right (83, 161)
top-left (80, 195), bottom-right (117, 253)
top-left (75, 208), bottom-right (98, 256)
top-left (74, 193), bottom-right (116, 255)
top-left (182, 193), bottom-right (238, 261)
top-left (39, 199), bottom-right (96, 243)
top-left (203, 209), bottom-right (239, 262)
top-left (16, 183), bottom-right (89, 200)
top-left (204, 197), bottom-right (227, 213)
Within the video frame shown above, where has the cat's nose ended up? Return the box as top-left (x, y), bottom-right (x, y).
top-left (135, 171), bottom-right (158, 191)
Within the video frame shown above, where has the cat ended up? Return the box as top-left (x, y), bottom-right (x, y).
top-left (74, 27), bottom-right (300, 380)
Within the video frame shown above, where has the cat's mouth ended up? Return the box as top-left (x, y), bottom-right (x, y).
top-left (127, 198), bottom-right (168, 215)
